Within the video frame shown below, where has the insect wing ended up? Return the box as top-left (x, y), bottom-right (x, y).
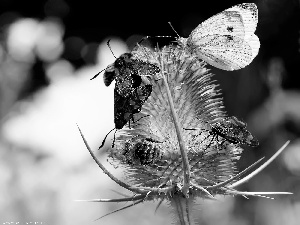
top-left (227, 3), bottom-right (258, 40)
top-left (212, 120), bottom-right (240, 144)
top-left (192, 34), bottom-right (255, 70)
top-left (189, 10), bottom-right (245, 42)
top-left (131, 44), bottom-right (162, 81)
top-left (186, 3), bottom-right (259, 70)
top-left (114, 89), bottom-right (130, 129)
top-left (228, 116), bottom-right (247, 128)
top-left (240, 130), bottom-right (259, 147)
top-left (131, 84), bottom-right (152, 110)
top-left (188, 3), bottom-right (258, 46)
top-left (114, 84), bottom-right (152, 129)
top-left (131, 59), bottom-right (160, 77)
top-left (103, 64), bottom-right (116, 86)
top-left (113, 54), bottom-right (158, 97)
top-left (212, 117), bottom-right (259, 147)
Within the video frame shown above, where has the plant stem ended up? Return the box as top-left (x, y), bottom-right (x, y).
top-left (160, 58), bottom-right (191, 197)
top-left (171, 194), bottom-right (194, 225)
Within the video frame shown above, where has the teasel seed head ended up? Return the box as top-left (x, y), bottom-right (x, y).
top-left (77, 44), bottom-right (291, 223)
top-left (109, 45), bottom-right (242, 196)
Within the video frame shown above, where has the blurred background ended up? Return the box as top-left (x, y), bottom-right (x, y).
top-left (0, 0), bottom-right (299, 224)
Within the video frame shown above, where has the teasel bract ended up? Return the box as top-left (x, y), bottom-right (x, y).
top-left (77, 44), bottom-right (291, 224)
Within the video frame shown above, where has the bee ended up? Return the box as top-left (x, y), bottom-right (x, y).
top-left (123, 138), bottom-right (162, 166)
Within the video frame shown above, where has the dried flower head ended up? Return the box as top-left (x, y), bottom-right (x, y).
top-left (110, 45), bottom-right (240, 192)
top-left (77, 44), bottom-right (291, 224)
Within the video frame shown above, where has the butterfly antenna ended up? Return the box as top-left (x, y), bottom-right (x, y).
top-left (168, 22), bottom-right (181, 38)
top-left (107, 39), bottom-right (117, 58)
top-left (99, 127), bottom-right (116, 150)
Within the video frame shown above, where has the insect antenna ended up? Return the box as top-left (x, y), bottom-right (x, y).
top-left (90, 39), bottom-right (117, 80)
top-left (168, 21), bottom-right (181, 38)
top-left (107, 39), bottom-right (117, 58)
top-left (90, 68), bottom-right (106, 80)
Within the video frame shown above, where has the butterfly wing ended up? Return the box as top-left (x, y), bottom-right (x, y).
top-left (186, 3), bottom-right (259, 70)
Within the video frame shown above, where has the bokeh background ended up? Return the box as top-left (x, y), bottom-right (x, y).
top-left (0, 0), bottom-right (299, 224)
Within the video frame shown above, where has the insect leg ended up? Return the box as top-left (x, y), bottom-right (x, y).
top-left (98, 127), bottom-right (116, 150)
top-left (111, 129), bottom-right (117, 148)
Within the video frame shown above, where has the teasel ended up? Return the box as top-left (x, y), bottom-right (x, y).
top-left (77, 44), bottom-right (291, 225)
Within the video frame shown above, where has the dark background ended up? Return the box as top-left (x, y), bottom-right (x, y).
top-left (1, 0), bottom-right (299, 84)
top-left (1, 0), bottom-right (299, 116)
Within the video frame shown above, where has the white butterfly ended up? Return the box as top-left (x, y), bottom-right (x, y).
top-left (177, 3), bottom-right (260, 71)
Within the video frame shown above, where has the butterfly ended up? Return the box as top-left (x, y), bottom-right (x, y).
top-left (176, 3), bottom-right (260, 71)
top-left (209, 116), bottom-right (259, 147)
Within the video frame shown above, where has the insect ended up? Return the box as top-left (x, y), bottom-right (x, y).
top-left (209, 116), bottom-right (259, 147)
top-left (92, 41), bottom-right (160, 150)
top-left (123, 137), bottom-right (162, 166)
top-left (185, 116), bottom-right (259, 149)
top-left (173, 3), bottom-right (260, 71)
top-left (92, 41), bottom-right (160, 128)
top-left (114, 84), bottom-right (152, 129)
top-left (91, 41), bottom-right (160, 100)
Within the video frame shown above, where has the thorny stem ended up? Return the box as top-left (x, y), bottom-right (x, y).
top-left (77, 124), bottom-right (144, 193)
top-left (223, 189), bottom-right (292, 198)
top-left (229, 140), bottom-right (290, 188)
top-left (75, 194), bottom-right (147, 202)
top-left (204, 157), bottom-right (265, 189)
top-left (160, 55), bottom-right (191, 197)
top-left (171, 195), bottom-right (193, 225)
top-left (77, 124), bottom-right (174, 194)
top-left (94, 199), bottom-right (146, 221)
